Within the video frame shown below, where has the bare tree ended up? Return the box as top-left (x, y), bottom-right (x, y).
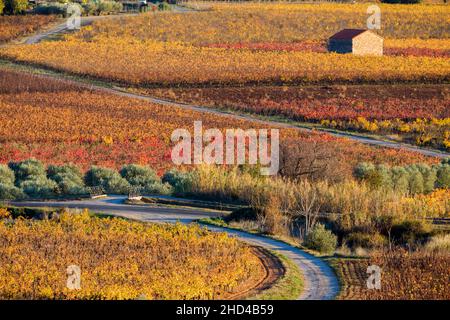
top-left (279, 138), bottom-right (343, 182)
top-left (291, 180), bottom-right (325, 236)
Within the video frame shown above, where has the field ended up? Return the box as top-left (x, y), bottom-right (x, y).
top-left (0, 68), bottom-right (436, 175)
top-left (1, 4), bottom-right (449, 86)
top-left (0, 1), bottom-right (449, 302)
top-left (0, 15), bottom-right (57, 43)
top-left (145, 84), bottom-right (450, 150)
top-left (0, 209), bottom-right (262, 299)
top-left (1, 3), bottom-right (447, 151)
top-left (331, 250), bottom-right (450, 300)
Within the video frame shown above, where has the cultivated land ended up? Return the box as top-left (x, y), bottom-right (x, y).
top-left (2, 3), bottom-right (447, 151)
top-left (0, 1), bottom-right (449, 301)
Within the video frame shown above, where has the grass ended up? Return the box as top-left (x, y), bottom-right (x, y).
top-left (250, 252), bottom-right (303, 300)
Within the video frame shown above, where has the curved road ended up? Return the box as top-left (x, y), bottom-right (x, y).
top-left (10, 196), bottom-right (339, 300)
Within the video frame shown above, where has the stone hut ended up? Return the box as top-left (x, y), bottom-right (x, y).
top-left (328, 29), bottom-right (383, 56)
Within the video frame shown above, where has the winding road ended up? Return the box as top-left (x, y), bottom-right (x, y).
top-left (10, 196), bottom-right (340, 300)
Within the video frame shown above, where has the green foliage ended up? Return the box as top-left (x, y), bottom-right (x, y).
top-left (82, 0), bottom-right (122, 15)
top-left (120, 164), bottom-right (171, 195)
top-left (162, 169), bottom-right (196, 195)
top-left (8, 159), bottom-right (58, 198)
top-left (0, 165), bottom-right (15, 186)
top-left (32, 3), bottom-right (77, 16)
top-left (354, 161), bottom-right (449, 195)
top-left (436, 162), bottom-right (450, 188)
top-left (158, 1), bottom-right (171, 11)
top-left (84, 166), bottom-right (130, 194)
top-left (19, 177), bottom-right (58, 198)
top-left (9, 159), bottom-right (46, 184)
top-left (4, 0), bottom-right (28, 14)
top-left (47, 164), bottom-right (86, 195)
top-left (0, 0), bottom-right (5, 14)
top-left (98, 0), bottom-right (122, 13)
top-left (304, 224), bottom-right (337, 254)
top-left (0, 183), bottom-right (24, 200)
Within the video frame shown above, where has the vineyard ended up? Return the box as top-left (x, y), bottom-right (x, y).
top-left (0, 210), bottom-right (261, 299)
top-left (0, 3), bottom-right (449, 86)
top-left (2, 38), bottom-right (448, 86)
top-left (144, 84), bottom-right (450, 150)
top-left (332, 250), bottom-right (450, 300)
top-left (0, 69), bottom-right (436, 174)
top-left (0, 15), bottom-right (57, 43)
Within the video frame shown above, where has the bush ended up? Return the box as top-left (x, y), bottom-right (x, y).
top-left (9, 158), bottom-right (46, 184)
top-left (436, 163), bottom-right (450, 188)
top-left (32, 3), bottom-right (80, 16)
top-left (19, 177), bottom-right (57, 198)
top-left (4, 0), bottom-right (28, 14)
top-left (82, 0), bottom-right (122, 15)
top-left (304, 224), bottom-right (337, 254)
top-left (98, 0), bottom-right (122, 14)
top-left (0, 0), bottom-right (5, 14)
top-left (0, 183), bottom-right (25, 200)
top-left (162, 169), bottom-right (196, 195)
top-left (344, 232), bottom-right (387, 250)
top-left (120, 164), bottom-right (170, 195)
top-left (47, 164), bottom-right (86, 195)
top-left (0, 165), bottom-right (15, 186)
top-left (158, 1), bottom-right (171, 11)
top-left (85, 166), bottom-right (130, 194)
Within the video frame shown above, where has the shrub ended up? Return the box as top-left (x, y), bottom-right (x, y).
top-left (158, 1), bottom-right (171, 11)
top-left (33, 3), bottom-right (81, 16)
top-left (0, 0), bottom-right (4, 14)
top-left (0, 165), bottom-right (15, 186)
top-left (344, 232), bottom-right (387, 250)
top-left (9, 158), bottom-right (46, 184)
top-left (304, 224), bottom-right (337, 254)
top-left (98, 0), bottom-right (122, 14)
top-left (0, 183), bottom-right (24, 200)
top-left (47, 164), bottom-right (86, 195)
top-left (162, 169), bottom-right (196, 195)
top-left (19, 177), bottom-right (57, 198)
top-left (120, 164), bottom-right (170, 195)
top-left (84, 166), bottom-right (130, 194)
top-left (4, 0), bottom-right (28, 14)
top-left (436, 163), bottom-right (450, 188)
top-left (82, 0), bottom-right (122, 15)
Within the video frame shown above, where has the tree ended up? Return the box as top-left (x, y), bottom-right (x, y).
top-left (0, 164), bottom-right (15, 186)
top-left (84, 166), bottom-right (130, 194)
top-left (409, 170), bottom-right (425, 195)
top-left (279, 139), bottom-right (343, 182)
top-left (9, 158), bottom-right (46, 185)
top-left (4, 0), bottom-right (28, 14)
top-left (436, 163), bottom-right (450, 189)
top-left (292, 179), bottom-right (326, 236)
